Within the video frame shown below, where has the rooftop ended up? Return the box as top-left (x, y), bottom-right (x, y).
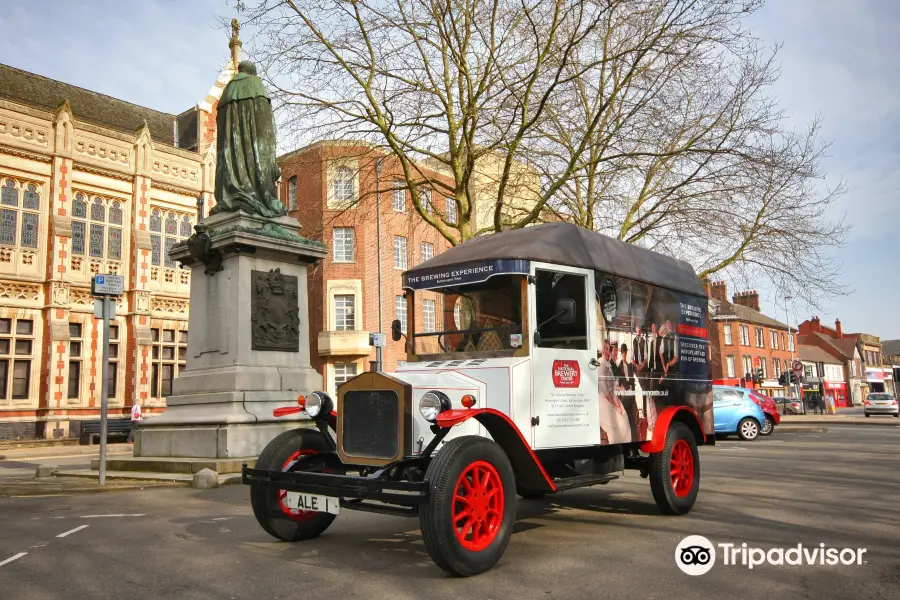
top-left (709, 298), bottom-right (792, 331)
top-left (800, 332), bottom-right (857, 361)
top-left (798, 344), bottom-right (842, 364)
top-left (0, 63), bottom-right (179, 145)
top-left (882, 339), bottom-right (900, 356)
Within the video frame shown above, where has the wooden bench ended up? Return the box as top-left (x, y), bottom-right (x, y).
top-left (79, 419), bottom-right (133, 445)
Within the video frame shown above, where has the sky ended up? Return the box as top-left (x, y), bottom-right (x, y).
top-left (1, 0), bottom-right (897, 339)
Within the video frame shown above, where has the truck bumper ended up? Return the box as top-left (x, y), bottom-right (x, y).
top-left (241, 464), bottom-right (429, 516)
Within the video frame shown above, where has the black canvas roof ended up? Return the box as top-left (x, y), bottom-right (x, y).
top-left (407, 222), bottom-right (706, 296)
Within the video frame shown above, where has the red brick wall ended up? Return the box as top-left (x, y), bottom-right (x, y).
top-left (278, 143), bottom-right (456, 380)
top-left (709, 319), bottom-right (795, 389)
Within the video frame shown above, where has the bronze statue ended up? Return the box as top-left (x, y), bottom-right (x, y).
top-left (212, 60), bottom-right (288, 218)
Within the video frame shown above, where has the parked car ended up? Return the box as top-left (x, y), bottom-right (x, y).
top-left (712, 385), bottom-right (766, 440)
top-left (773, 396), bottom-right (802, 415)
top-left (747, 389), bottom-right (780, 435)
top-left (863, 393), bottom-right (899, 418)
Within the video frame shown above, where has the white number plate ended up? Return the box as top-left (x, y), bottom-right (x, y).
top-left (284, 492), bottom-right (340, 514)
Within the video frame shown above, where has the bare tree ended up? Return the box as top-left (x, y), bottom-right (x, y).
top-left (529, 1), bottom-right (849, 306)
top-left (235, 0), bottom-right (848, 305)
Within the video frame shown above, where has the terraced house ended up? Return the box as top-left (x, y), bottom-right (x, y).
top-left (705, 281), bottom-right (797, 397)
top-left (0, 57), bottom-right (238, 439)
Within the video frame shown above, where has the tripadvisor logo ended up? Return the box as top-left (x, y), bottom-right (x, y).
top-left (675, 535), bottom-right (868, 575)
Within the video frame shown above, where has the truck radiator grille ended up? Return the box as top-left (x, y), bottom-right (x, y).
top-left (341, 390), bottom-right (400, 459)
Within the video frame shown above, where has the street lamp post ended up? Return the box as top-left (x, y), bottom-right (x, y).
top-left (784, 295), bottom-right (803, 413)
top-left (374, 158), bottom-right (384, 372)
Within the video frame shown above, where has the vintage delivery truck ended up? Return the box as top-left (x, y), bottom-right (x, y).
top-left (242, 221), bottom-right (715, 576)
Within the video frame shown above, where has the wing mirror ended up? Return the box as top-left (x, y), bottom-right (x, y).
top-left (391, 319), bottom-right (404, 341)
top-left (556, 298), bottom-right (576, 324)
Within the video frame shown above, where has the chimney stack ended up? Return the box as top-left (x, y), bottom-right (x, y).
top-left (732, 290), bottom-right (760, 312)
top-left (835, 318), bottom-right (842, 338)
top-left (708, 280), bottom-right (728, 302)
top-left (811, 316), bottom-right (821, 333)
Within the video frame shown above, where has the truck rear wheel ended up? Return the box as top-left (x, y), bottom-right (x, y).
top-left (419, 436), bottom-right (516, 576)
top-left (250, 428), bottom-right (341, 542)
top-left (649, 421), bottom-right (699, 515)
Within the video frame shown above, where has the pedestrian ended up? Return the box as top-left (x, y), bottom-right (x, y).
top-left (127, 400), bottom-right (142, 443)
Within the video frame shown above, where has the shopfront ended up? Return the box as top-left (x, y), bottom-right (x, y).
top-left (824, 380), bottom-right (847, 408)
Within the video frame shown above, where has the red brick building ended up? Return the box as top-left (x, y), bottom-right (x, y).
top-left (705, 281), bottom-right (797, 396)
top-left (797, 317), bottom-right (865, 405)
top-left (277, 141), bottom-right (458, 397)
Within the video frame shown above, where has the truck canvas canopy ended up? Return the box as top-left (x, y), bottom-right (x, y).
top-left (401, 222), bottom-right (706, 297)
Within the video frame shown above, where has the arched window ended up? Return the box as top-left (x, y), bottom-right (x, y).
top-left (333, 167), bottom-right (354, 202)
top-left (148, 208), bottom-right (192, 269)
top-left (71, 192), bottom-right (123, 261)
top-left (164, 213), bottom-right (177, 268)
top-left (180, 215), bottom-right (192, 238)
top-left (0, 178), bottom-right (41, 249)
top-left (149, 209), bottom-right (162, 266)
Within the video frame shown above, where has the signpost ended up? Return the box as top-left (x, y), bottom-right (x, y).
top-left (792, 360), bottom-right (805, 414)
top-left (91, 274), bottom-right (124, 485)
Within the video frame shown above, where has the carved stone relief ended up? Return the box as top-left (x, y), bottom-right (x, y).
top-left (250, 268), bottom-right (300, 352)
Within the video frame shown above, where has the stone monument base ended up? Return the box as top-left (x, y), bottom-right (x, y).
top-left (108, 210), bottom-right (328, 475)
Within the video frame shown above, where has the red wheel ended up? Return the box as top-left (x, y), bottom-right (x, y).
top-left (669, 439), bottom-right (695, 499)
top-left (250, 429), bottom-right (343, 542)
top-left (420, 436), bottom-right (516, 576)
top-left (452, 461), bottom-right (505, 551)
top-left (277, 450), bottom-right (319, 522)
top-left (649, 421), bottom-right (699, 514)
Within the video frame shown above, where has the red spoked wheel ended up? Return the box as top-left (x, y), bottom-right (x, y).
top-left (669, 439), bottom-right (695, 499)
top-left (278, 449), bottom-right (319, 522)
top-left (452, 461), bottom-right (505, 551)
top-left (649, 421), bottom-right (699, 515)
top-left (420, 436), bottom-right (516, 577)
top-left (250, 429), bottom-right (342, 542)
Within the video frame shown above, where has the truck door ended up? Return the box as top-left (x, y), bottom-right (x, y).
top-left (529, 264), bottom-right (600, 449)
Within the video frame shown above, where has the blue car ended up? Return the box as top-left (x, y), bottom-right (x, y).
top-left (712, 385), bottom-right (766, 441)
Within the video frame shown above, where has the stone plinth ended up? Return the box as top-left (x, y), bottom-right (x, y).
top-left (133, 210), bottom-right (328, 460)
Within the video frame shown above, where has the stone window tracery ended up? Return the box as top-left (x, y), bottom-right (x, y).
top-left (0, 179), bottom-right (41, 250)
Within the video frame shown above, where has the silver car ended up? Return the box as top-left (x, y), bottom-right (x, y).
top-left (864, 393), bottom-right (899, 417)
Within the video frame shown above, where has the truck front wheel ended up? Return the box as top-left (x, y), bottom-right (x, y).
top-left (250, 428), bottom-right (342, 542)
top-left (419, 436), bottom-right (516, 577)
top-left (649, 421), bottom-right (699, 515)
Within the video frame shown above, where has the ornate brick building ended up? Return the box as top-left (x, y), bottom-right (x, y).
top-left (0, 55), bottom-right (237, 439)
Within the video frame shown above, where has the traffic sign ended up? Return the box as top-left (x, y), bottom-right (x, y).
top-left (792, 360), bottom-right (803, 375)
top-left (92, 274), bottom-right (124, 296)
top-left (370, 333), bottom-right (386, 348)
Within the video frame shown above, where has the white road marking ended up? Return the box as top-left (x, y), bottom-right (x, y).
top-left (57, 525), bottom-right (89, 538)
top-left (0, 552), bottom-right (27, 567)
top-left (80, 513), bottom-right (145, 518)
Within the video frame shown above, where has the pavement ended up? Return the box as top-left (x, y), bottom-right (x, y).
top-left (1, 425), bottom-right (898, 600)
top-left (0, 444), bottom-right (160, 498)
top-left (780, 406), bottom-right (900, 427)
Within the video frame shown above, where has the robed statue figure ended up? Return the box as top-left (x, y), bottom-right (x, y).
top-left (212, 60), bottom-right (288, 218)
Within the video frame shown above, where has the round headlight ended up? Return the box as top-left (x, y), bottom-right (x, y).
top-left (419, 391), bottom-right (451, 422)
top-left (305, 391), bottom-right (333, 418)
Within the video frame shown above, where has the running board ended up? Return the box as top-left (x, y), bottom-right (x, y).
top-left (553, 473), bottom-right (619, 492)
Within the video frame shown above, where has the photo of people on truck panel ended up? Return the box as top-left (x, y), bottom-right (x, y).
top-left (593, 272), bottom-right (711, 444)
